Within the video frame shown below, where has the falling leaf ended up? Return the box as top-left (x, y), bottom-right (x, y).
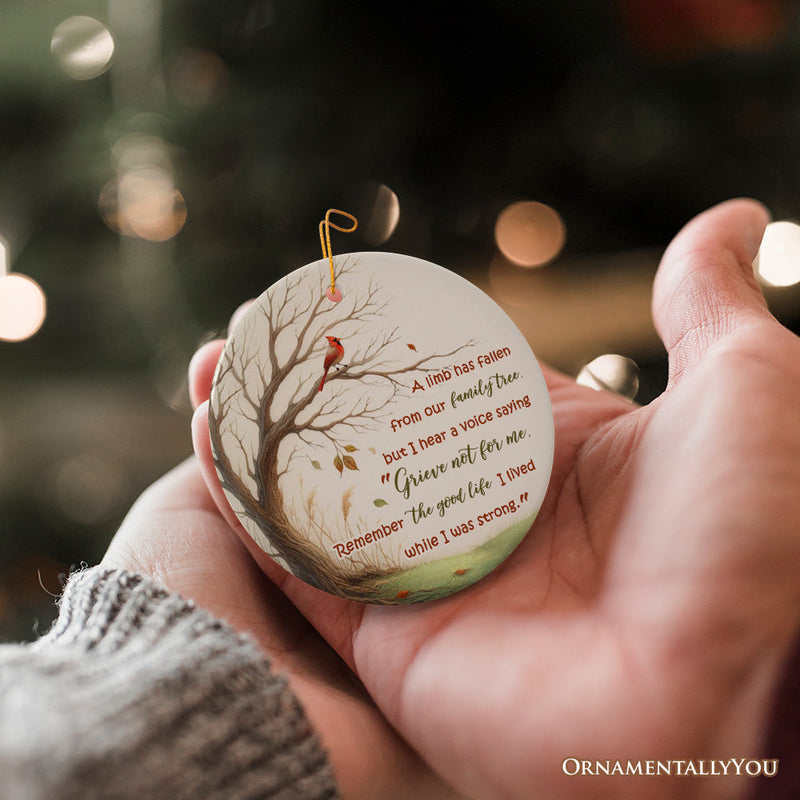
top-left (344, 445), bottom-right (358, 452)
top-left (373, 498), bottom-right (388, 507)
top-left (343, 455), bottom-right (358, 471)
top-left (333, 455), bottom-right (343, 475)
top-left (396, 590), bottom-right (409, 599)
top-left (407, 343), bottom-right (417, 351)
top-left (368, 447), bottom-right (376, 454)
top-left (310, 460), bottom-right (321, 470)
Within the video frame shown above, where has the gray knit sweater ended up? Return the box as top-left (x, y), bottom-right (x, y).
top-left (0, 567), bottom-right (339, 800)
top-left (1, 567), bottom-right (797, 800)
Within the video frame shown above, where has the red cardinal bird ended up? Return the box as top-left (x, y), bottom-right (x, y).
top-left (318, 336), bottom-right (344, 392)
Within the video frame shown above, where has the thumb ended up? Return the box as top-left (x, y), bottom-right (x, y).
top-left (652, 198), bottom-right (771, 388)
top-left (101, 456), bottom-right (263, 607)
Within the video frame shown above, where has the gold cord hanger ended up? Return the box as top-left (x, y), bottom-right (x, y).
top-left (319, 209), bottom-right (358, 301)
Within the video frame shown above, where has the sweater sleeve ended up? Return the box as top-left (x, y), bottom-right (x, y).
top-left (0, 566), bottom-right (339, 800)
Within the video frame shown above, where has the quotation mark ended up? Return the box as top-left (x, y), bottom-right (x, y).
top-left (381, 472), bottom-right (390, 484)
top-left (520, 492), bottom-right (529, 503)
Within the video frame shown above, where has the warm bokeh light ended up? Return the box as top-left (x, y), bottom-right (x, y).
top-left (363, 183), bottom-right (401, 245)
top-left (0, 273), bottom-right (47, 342)
top-left (577, 354), bottom-right (640, 401)
top-left (51, 453), bottom-right (129, 526)
top-left (100, 168), bottom-right (187, 242)
top-left (102, 134), bottom-right (187, 241)
top-left (120, 168), bottom-right (187, 241)
top-left (51, 16), bottom-right (115, 81)
top-left (170, 49), bottom-right (229, 108)
top-left (495, 200), bottom-right (566, 267)
top-left (619, 0), bottom-right (791, 62)
top-left (754, 220), bottom-right (800, 287)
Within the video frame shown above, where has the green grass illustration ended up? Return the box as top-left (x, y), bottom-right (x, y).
top-left (368, 513), bottom-right (537, 604)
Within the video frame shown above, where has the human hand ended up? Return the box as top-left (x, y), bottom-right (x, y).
top-left (190, 198), bottom-right (800, 800)
top-left (102, 316), bottom-right (463, 800)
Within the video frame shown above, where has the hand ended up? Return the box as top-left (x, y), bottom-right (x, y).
top-left (190, 198), bottom-right (800, 800)
top-left (102, 315), bottom-right (463, 800)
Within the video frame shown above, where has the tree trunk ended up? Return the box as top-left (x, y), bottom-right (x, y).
top-left (209, 403), bottom-right (383, 599)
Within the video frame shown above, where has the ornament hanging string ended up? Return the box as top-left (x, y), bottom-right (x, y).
top-left (319, 209), bottom-right (358, 302)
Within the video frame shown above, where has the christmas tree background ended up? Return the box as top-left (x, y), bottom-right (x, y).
top-left (2, 0), bottom-right (799, 638)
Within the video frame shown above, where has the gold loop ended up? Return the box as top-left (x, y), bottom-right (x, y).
top-left (319, 209), bottom-right (358, 293)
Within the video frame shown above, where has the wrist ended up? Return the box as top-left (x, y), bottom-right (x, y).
top-left (12, 566), bottom-right (339, 800)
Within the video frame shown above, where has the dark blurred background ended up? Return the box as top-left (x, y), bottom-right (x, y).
top-left (2, 0), bottom-right (800, 641)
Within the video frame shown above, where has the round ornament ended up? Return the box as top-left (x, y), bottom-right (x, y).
top-left (210, 252), bottom-right (554, 604)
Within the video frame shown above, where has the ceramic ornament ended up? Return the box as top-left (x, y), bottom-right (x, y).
top-left (210, 251), bottom-right (554, 604)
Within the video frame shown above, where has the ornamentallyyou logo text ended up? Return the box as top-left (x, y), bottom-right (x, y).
top-left (561, 758), bottom-right (778, 777)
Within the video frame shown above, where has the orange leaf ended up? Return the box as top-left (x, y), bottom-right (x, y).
top-left (333, 455), bottom-right (343, 475)
top-left (396, 590), bottom-right (409, 599)
top-left (343, 455), bottom-right (358, 471)
top-left (407, 343), bottom-right (417, 351)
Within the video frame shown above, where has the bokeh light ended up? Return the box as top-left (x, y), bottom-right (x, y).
top-left (51, 17), bottom-right (115, 81)
top-left (0, 236), bottom-right (8, 276)
top-left (101, 134), bottom-right (187, 242)
top-left (121, 168), bottom-right (187, 241)
top-left (363, 183), bottom-right (401, 245)
top-left (0, 274), bottom-right (47, 342)
top-left (495, 201), bottom-right (566, 267)
top-left (100, 170), bottom-right (187, 242)
top-left (169, 49), bottom-right (229, 108)
top-left (50, 453), bottom-right (129, 526)
top-left (754, 220), bottom-right (800, 287)
top-left (620, 0), bottom-right (791, 62)
top-left (577, 354), bottom-right (640, 401)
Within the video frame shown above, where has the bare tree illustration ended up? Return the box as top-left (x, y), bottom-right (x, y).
top-left (209, 259), bottom-right (472, 599)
